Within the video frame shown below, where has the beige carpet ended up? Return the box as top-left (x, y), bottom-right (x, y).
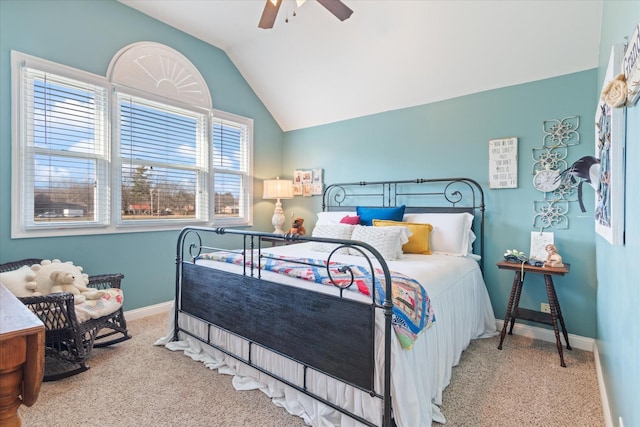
top-left (19, 313), bottom-right (603, 427)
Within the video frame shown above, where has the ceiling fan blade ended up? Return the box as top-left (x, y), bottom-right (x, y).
top-left (316, 0), bottom-right (353, 21)
top-left (258, 0), bottom-right (282, 29)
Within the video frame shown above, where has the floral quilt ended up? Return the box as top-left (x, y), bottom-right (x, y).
top-left (199, 251), bottom-right (435, 350)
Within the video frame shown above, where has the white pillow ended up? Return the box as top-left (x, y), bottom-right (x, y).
top-left (310, 224), bottom-right (356, 253)
top-left (402, 212), bottom-right (473, 256)
top-left (348, 225), bottom-right (410, 260)
top-left (316, 211), bottom-right (357, 225)
top-left (0, 265), bottom-right (35, 297)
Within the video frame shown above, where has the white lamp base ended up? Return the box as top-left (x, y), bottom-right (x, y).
top-left (271, 199), bottom-right (286, 234)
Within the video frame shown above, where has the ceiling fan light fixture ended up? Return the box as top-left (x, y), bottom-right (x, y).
top-left (259, 0), bottom-right (352, 29)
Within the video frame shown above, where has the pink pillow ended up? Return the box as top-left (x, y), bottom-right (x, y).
top-left (340, 215), bottom-right (361, 225)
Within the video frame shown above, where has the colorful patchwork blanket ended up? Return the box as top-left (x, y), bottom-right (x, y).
top-left (199, 251), bottom-right (435, 350)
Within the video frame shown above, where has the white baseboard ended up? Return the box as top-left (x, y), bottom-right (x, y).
top-left (495, 319), bottom-right (594, 352)
top-left (594, 342), bottom-right (613, 427)
top-left (123, 300), bottom-right (172, 322)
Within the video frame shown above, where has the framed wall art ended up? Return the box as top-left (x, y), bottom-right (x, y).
top-left (594, 44), bottom-right (626, 245)
top-left (489, 137), bottom-right (518, 189)
top-left (293, 168), bottom-right (323, 197)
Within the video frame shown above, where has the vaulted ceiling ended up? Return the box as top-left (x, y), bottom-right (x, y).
top-left (119, 0), bottom-right (603, 131)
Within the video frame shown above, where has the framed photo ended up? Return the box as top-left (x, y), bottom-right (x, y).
top-left (293, 170), bottom-right (304, 196)
top-left (530, 231), bottom-right (554, 261)
top-left (594, 44), bottom-right (626, 245)
top-left (293, 168), bottom-right (323, 196)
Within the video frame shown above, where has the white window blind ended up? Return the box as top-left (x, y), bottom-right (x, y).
top-left (12, 48), bottom-right (254, 238)
top-left (212, 112), bottom-right (252, 223)
top-left (117, 94), bottom-right (208, 222)
top-left (20, 67), bottom-right (109, 228)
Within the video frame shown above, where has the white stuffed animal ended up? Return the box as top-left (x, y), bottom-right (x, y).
top-left (49, 271), bottom-right (105, 304)
top-left (25, 259), bottom-right (103, 304)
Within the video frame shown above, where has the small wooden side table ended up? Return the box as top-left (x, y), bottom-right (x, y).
top-left (496, 260), bottom-right (571, 367)
top-left (0, 284), bottom-right (45, 427)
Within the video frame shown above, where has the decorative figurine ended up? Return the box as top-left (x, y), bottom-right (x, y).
top-left (544, 244), bottom-right (564, 268)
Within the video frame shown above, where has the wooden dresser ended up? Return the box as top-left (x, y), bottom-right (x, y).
top-left (0, 284), bottom-right (45, 427)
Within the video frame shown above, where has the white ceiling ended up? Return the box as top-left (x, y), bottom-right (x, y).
top-left (119, 0), bottom-right (603, 131)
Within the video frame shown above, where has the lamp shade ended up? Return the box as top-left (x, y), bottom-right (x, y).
top-left (263, 178), bottom-right (293, 200)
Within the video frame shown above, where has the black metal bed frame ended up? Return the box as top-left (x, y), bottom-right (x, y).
top-left (172, 177), bottom-right (484, 427)
top-left (323, 177), bottom-right (485, 270)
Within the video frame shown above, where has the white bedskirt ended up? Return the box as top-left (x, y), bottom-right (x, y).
top-left (156, 249), bottom-right (496, 426)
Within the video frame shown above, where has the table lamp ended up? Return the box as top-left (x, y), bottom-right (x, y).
top-left (263, 177), bottom-right (294, 233)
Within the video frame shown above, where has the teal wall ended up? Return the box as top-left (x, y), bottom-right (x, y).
top-left (283, 70), bottom-right (599, 339)
top-left (0, 0), bottom-right (284, 310)
top-left (596, 2), bottom-right (640, 426)
top-left (2, 0), bottom-right (638, 423)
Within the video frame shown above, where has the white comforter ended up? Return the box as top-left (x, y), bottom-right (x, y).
top-left (157, 243), bottom-right (496, 426)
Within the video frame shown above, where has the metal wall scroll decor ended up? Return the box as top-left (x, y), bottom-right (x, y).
top-left (531, 116), bottom-right (581, 230)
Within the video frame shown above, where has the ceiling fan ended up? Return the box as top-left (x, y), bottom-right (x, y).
top-left (258, 0), bottom-right (354, 29)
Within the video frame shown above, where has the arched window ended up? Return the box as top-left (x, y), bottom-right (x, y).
top-left (12, 43), bottom-right (253, 238)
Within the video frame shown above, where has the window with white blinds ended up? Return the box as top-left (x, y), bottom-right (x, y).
top-left (212, 111), bottom-right (252, 223)
top-left (117, 94), bottom-right (208, 223)
top-left (17, 66), bottom-right (109, 230)
top-left (12, 50), bottom-right (254, 237)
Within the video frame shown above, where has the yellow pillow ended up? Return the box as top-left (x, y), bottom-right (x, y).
top-left (373, 219), bottom-right (433, 254)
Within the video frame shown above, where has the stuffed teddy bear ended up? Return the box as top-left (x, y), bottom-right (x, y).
top-left (288, 217), bottom-right (306, 235)
top-left (24, 259), bottom-right (103, 303)
top-left (49, 270), bottom-right (105, 304)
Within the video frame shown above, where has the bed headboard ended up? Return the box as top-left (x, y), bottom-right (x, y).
top-left (322, 178), bottom-right (485, 269)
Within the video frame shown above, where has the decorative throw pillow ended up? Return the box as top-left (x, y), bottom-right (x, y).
top-left (402, 212), bottom-right (473, 256)
top-left (339, 215), bottom-right (360, 225)
top-left (0, 265), bottom-right (37, 297)
top-left (348, 225), bottom-right (409, 260)
top-left (356, 205), bottom-right (406, 226)
top-left (310, 224), bottom-right (356, 254)
top-left (316, 211), bottom-right (357, 226)
top-left (373, 219), bottom-right (433, 254)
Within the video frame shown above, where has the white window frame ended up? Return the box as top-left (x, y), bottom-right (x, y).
top-left (112, 89), bottom-right (211, 228)
top-left (11, 49), bottom-right (254, 238)
top-left (211, 109), bottom-right (254, 227)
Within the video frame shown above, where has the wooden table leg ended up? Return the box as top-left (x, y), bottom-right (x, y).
top-left (547, 278), bottom-right (571, 350)
top-left (544, 274), bottom-right (566, 367)
top-left (0, 336), bottom-right (27, 427)
top-left (498, 271), bottom-right (521, 350)
top-left (508, 272), bottom-right (525, 335)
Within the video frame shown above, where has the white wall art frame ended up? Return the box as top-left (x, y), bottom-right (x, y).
top-left (595, 44), bottom-right (626, 245)
top-left (489, 137), bottom-right (518, 189)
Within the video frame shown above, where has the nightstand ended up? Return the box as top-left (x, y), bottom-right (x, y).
top-left (496, 260), bottom-right (571, 367)
top-left (261, 236), bottom-right (303, 247)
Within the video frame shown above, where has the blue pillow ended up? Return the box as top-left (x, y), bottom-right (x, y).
top-left (356, 205), bottom-right (406, 226)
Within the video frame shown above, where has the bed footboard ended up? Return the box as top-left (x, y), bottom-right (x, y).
top-left (174, 227), bottom-right (394, 427)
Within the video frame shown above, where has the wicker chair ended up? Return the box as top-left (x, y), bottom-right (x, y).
top-left (0, 258), bottom-right (131, 381)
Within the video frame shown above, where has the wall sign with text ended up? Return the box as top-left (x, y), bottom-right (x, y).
top-left (489, 137), bottom-right (518, 189)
